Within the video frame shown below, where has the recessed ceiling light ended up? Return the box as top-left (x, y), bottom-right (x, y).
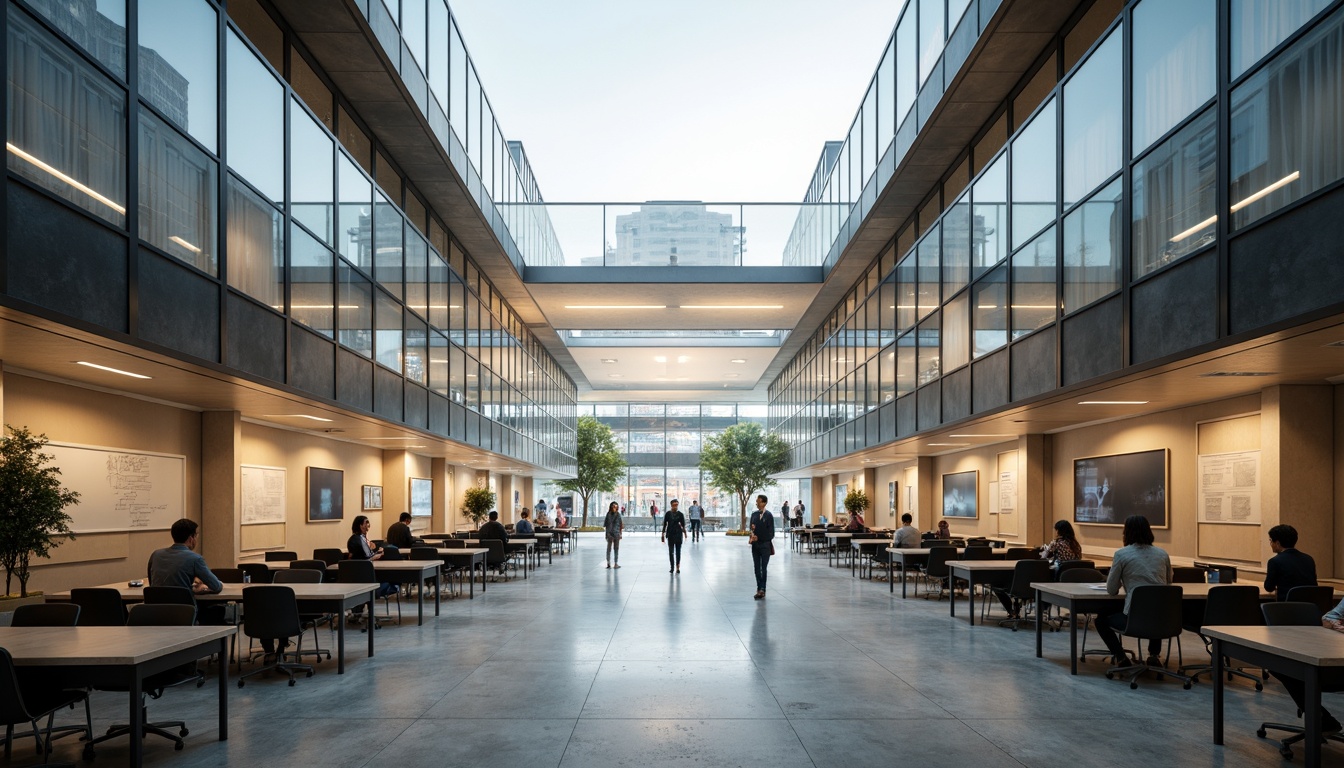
top-left (564, 304), bottom-right (666, 310)
top-left (366, 437), bottom-right (417, 440)
top-left (679, 305), bottom-right (784, 310)
top-left (730, 358), bottom-right (747, 364)
top-left (76, 361), bottom-right (151, 379)
top-left (928, 443), bottom-right (969, 447)
top-left (1078, 400), bottom-right (1149, 405)
top-left (265, 414), bottom-right (333, 422)
top-left (600, 358), bottom-right (618, 364)
top-left (608, 374), bottom-right (623, 378)
top-left (654, 355), bottom-right (667, 363)
top-left (949, 434), bottom-right (1014, 438)
top-left (724, 373), bottom-right (740, 378)
top-left (1325, 340), bottom-right (1344, 348)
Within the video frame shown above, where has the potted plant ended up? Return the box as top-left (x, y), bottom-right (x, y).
top-left (844, 487), bottom-right (871, 529)
top-left (0, 426), bottom-right (79, 603)
top-left (461, 486), bottom-right (496, 529)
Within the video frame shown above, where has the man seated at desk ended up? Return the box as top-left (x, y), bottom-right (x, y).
top-left (515, 508), bottom-right (535, 536)
top-left (386, 511), bottom-right (416, 550)
top-left (148, 518), bottom-right (224, 625)
top-left (478, 511), bottom-right (510, 575)
top-left (1264, 524), bottom-right (1317, 601)
top-left (892, 514), bottom-right (920, 548)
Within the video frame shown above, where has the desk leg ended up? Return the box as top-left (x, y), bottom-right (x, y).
top-left (1212, 638), bottom-right (1224, 746)
top-left (1034, 589), bottom-right (1043, 659)
top-left (417, 578), bottom-right (426, 626)
top-left (1306, 666), bottom-right (1322, 768)
top-left (968, 573), bottom-right (976, 626)
top-left (889, 557), bottom-right (894, 594)
top-left (337, 608), bottom-right (346, 674)
top-left (218, 637), bottom-right (229, 741)
top-left (434, 571), bottom-right (441, 616)
top-left (902, 562), bottom-right (909, 599)
top-left (950, 575), bottom-right (957, 618)
top-left (367, 595), bottom-right (375, 659)
top-left (1068, 600), bottom-right (1079, 675)
top-left (129, 674), bottom-right (143, 768)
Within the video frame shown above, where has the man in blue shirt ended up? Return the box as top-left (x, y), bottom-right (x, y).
top-left (515, 508), bottom-right (535, 536)
top-left (148, 518), bottom-right (222, 594)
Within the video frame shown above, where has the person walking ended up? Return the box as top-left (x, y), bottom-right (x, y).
top-left (687, 499), bottom-right (704, 542)
top-left (662, 499), bottom-right (688, 573)
top-left (603, 501), bottom-right (623, 569)
top-left (749, 494), bottom-right (776, 599)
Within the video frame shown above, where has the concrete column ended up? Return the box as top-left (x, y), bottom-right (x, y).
top-left (862, 468), bottom-right (878, 525)
top-left (520, 476), bottom-right (534, 513)
top-left (1016, 434), bottom-right (1052, 544)
top-left (1261, 385), bottom-right (1334, 576)
top-left (431, 458), bottom-right (449, 532)
top-left (381, 451), bottom-right (409, 532)
top-left (200, 410), bottom-right (241, 567)
top-left (917, 456), bottom-right (936, 524)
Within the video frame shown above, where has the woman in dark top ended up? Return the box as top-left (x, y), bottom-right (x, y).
top-left (347, 516), bottom-right (396, 598)
top-left (1042, 520), bottom-right (1083, 564)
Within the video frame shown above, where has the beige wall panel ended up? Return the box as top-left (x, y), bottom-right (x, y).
top-left (1197, 523), bottom-right (1261, 562)
top-left (240, 523), bottom-right (286, 551)
top-left (1197, 413), bottom-right (1261, 454)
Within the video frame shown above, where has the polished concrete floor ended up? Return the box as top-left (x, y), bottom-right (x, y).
top-left (16, 534), bottom-right (1322, 767)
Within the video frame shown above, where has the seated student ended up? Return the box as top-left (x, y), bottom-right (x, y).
top-left (148, 518), bottom-right (224, 595)
top-left (1041, 520), bottom-right (1083, 565)
top-left (845, 509), bottom-right (866, 532)
top-left (1264, 524), bottom-right (1317, 601)
top-left (385, 512), bottom-right (415, 550)
top-left (347, 515), bottom-right (397, 599)
top-left (1093, 515), bottom-right (1170, 666)
top-left (935, 520), bottom-right (951, 539)
top-left (515, 508), bottom-right (535, 536)
top-left (477, 510), bottom-right (510, 542)
top-left (535, 509), bottom-right (551, 527)
top-left (891, 514), bottom-right (920, 549)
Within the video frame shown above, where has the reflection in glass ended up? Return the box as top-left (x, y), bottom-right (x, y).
top-left (338, 152), bottom-right (372, 269)
top-left (290, 222), bottom-right (333, 338)
top-left (877, 39), bottom-right (895, 157)
top-left (25, 0), bottom-right (126, 78)
top-left (338, 261), bottom-right (372, 357)
top-left (1063, 28), bottom-right (1122, 206)
top-left (896, 253), bottom-right (917, 332)
top-left (879, 277), bottom-right (897, 345)
top-left (942, 193), bottom-right (971, 297)
top-left (449, 20), bottom-right (467, 133)
top-left (226, 176), bottom-right (282, 308)
top-left (917, 224), bottom-right (940, 319)
top-left (1132, 0), bottom-right (1215, 153)
top-left (226, 31), bottom-right (282, 202)
top-left (1232, 0), bottom-right (1330, 78)
top-left (972, 265), bottom-right (1008, 357)
top-left (374, 193), bottom-right (403, 299)
top-left (879, 344), bottom-right (896, 403)
top-left (943, 292), bottom-right (969, 372)
top-left (291, 98), bottom-right (334, 243)
top-left (1230, 10), bottom-right (1344, 229)
top-left (406, 314), bottom-right (427, 386)
top-left (448, 342), bottom-right (464, 403)
top-left (973, 152), bottom-right (1007, 275)
top-left (1063, 179), bottom-right (1122, 313)
top-left (896, 335), bottom-right (916, 397)
top-left (429, 330), bottom-right (448, 397)
top-left (1012, 98), bottom-right (1056, 248)
top-left (7, 10), bottom-right (127, 226)
top-left (917, 312), bottom-right (941, 386)
top-left (896, 7), bottom-right (917, 126)
top-left (139, 112), bottom-right (217, 274)
top-left (448, 274), bottom-right (465, 343)
top-left (1132, 109), bottom-right (1216, 278)
top-left (375, 291), bottom-right (402, 372)
top-left (919, 0), bottom-right (944, 86)
top-left (465, 355), bottom-right (479, 411)
top-left (139, 0), bottom-right (216, 151)
top-left (1012, 225), bottom-right (1056, 338)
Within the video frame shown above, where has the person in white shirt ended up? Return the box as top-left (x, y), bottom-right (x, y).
top-left (687, 499), bottom-right (704, 542)
top-left (891, 513), bottom-right (920, 548)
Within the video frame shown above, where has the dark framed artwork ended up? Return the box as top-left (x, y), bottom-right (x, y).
top-left (307, 467), bottom-right (344, 522)
top-left (942, 471), bottom-right (978, 518)
top-left (362, 484), bottom-right (383, 511)
top-left (409, 478), bottom-right (432, 518)
top-left (1073, 449), bottom-right (1168, 528)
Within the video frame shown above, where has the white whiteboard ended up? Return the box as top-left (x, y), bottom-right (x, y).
top-left (241, 465), bottom-right (286, 525)
top-left (46, 442), bottom-right (185, 533)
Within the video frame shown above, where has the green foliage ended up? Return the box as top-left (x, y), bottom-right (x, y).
top-left (556, 416), bottom-right (627, 526)
top-left (461, 486), bottom-right (496, 527)
top-left (844, 487), bottom-right (871, 515)
top-left (0, 426), bottom-right (79, 597)
top-left (699, 422), bottom-right (790, 531)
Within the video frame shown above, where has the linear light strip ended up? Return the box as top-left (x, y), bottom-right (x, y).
top-left (76, 361), bottom-right (151, 379)
top-left (564, 305), bottom-right (666, 310)
top-left (8, 142), bottom-right (127, 215)
top-left (1168, 171), bottom-right (1300, 242)
top-left (680, 305), bottom-right (784, 310)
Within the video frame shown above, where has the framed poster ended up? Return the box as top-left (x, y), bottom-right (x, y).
top-left (307, 467), bottom-right (344, 522)
top-left (942, 471), bottom-right (978, 518)
top-left (362, 484), bottom-right (383, 511)
top-left (1197, 450), bottom-right (1261, 524)
top-left (888, 481), bottom-right (896, 515)
top-left (241, 465), bottom-right (286, 525)
top-left (1073, 449), bottom-right (1168, 528)
top-left (410, 478), bottom-right (432, 518)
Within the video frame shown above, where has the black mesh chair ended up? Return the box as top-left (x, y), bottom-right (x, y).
top-left (263, 551), bottom-right (298, 562)
top-left (1, 647), bottom-right (91, 762)
top-left (271, 569), bottom-right (332, 664)
top-left (1057, 568), bottom-right (1110, 661)
top-left (1055, 560), bottom-right (1096, 581)
top-left (921, 547), bottom-right (957, 600)
top-left (990, 558), bottom-right (1054, 630)
top-left (142, 586), bottom-right (196, 609)
top-left (237, 563), bottom-right (272, 584)
top-left (70, 587), bottom-right (128, 626)
top-left (291, 559), bottom-right (333, 582)
top-left (1177, 585), bottom-right (1264, 689)
top-left (1104, 585), bottom-right (1195, 690)
top-left (10, 603), bottom-right (80, 627)
top-left (1172, 566), bottom-right (1206, 584)
top-left (380, 544), bottom-right (402, 561)
top-left (82, 603), bottom-right (201, 758)
top-left (237, 586), bottom-right (314, 687)
top-left (337, 560), bottom-right (399, 627)
top-left (410, 547), bottom-right (448, 598)
top-left (1286, 585), bottom-right (1336, 618)
top-left (483, 540), bottom-right (516, 582)
top-left (1004, 547), bottom-right (1039, 561)
top-left (1259, 601), bottom-right (1344, 760)
top-left (313, 548), bottom-right (346, 566)
top-left (211, 568), bottom-right (246, 584)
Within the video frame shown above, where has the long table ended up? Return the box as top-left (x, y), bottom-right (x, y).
top-left (850, 538), bottom-right (891, 576)
top-left (885, 547), bottom-right (967, 597)
top-left (825, 533), bottom-right (852, 567)
top-left (50, 582), bottom-right (376, 674)
top-left (0, 625), bottom-right (234, 768)
top-left (949, 560), bottom-right (1017, 625)
top-left (417, 547), bottom-right (489, 598)
top-left (317, 560), bottom-right (441, 625)
top-left (1032, 581), bottom-right (1272, 675)
top-left (1206, 625), bottom-right (1344, 768)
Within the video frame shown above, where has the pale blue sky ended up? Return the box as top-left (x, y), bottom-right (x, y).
top-left (448, 0), bottom-right (902, 202)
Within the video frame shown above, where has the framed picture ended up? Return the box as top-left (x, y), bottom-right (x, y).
top-left (888, 481), bottom-right (896, 514)
top-left (942, 470), bottom-right (978, 518)
top-left (1073, 449), bottom-right (1168, 528)
top-left (362, 484), bottom-right (383, 511)
top-left (307, 467), bottom-right (344, 522)
top-left (409, 478), bottom-right (432, 518)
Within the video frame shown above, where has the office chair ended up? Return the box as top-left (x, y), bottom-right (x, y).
top-left (9, 603), bottom-right (81, 627)
top-left (0, 647), bottom-right (91, 762)
top-left (1258, 601), bottom-right (1344, 760)
top-left (1177, 585), bottom-right (1264, 690)
top-left (1286, 586), bottom-right (1336, 618)
top-left (1104, 585), bottom-right (1195, 690)
top-left (263, 550), bottom-right (298, 562)
top-left (991, 558), bottom-right (1054, 630)
top-left (237, 586), bottom-right (314, 687)
top-left (271, 568), bottom-right (332, 664)
top-left (70, 587), bottom-right (128, 626)
top-left (1057, 568), bottom-right (1111, 661)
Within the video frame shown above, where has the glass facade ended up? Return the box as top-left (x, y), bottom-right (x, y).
top-left (770, 0), bottom-right (1344, 470)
